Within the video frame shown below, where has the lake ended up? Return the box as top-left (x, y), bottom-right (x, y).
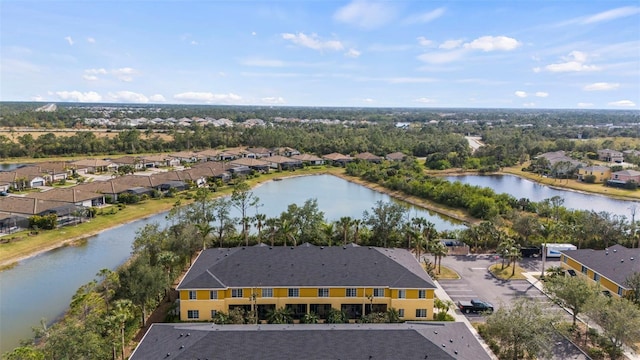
top-left (0, 174), bottom-right (463, 353)
top-left (445, 174), bottom-right (638, 219)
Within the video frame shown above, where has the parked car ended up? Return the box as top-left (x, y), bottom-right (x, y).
top-left (457, 299), bottom-right (494, 314)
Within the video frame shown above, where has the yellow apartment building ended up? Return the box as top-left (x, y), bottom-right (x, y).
top-left (177, 244), bottom-right (436, 322)
top-left (560, 244), bottom-right (639, 298)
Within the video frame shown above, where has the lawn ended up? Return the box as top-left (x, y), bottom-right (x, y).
top-left (488, 263), bottom-right (528, 280)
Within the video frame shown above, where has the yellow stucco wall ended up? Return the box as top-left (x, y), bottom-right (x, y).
top-left (560, 255), bottom-right (628, 298)
top-left (179, 286), bottom-right (434, 321)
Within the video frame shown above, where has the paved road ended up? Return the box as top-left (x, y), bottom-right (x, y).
top-left (436, 254), bottom-right (587, 360)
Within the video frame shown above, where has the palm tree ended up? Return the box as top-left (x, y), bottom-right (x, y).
top-left (507, 243), bottom-right (522, 276)
top-left (337, 216), bottom-right (352, 245)
top-left (195, 222), bottom-right (214, 250)
top-left (254, 213), bottom-right (266, 244)
top-left (109, 299), bottom-right (134, 360)
top-left (279, 219), bottom-right (297, 246)
top-left (264, 218), bottom-right (279, 246)
top-left (321, 222), bottom-right (335, 246)
top-left (431, 242), bottom-right (448, 273)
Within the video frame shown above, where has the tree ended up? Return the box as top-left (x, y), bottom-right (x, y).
top-left (337, 216), bottom-right (352, 245)
top-left (231, 181), bottom-right (260, 246)
top-left (2, 346), bottom-right (45, 360)
top-left (544, 275), bottom-right (599, 326)
top-left (108, 299), bottom-right (134, 360)
top-left (212, 197), bottom-right (234, 248)
top-left (482, 298), bottom-right (559, 360)
top-left (117, 259), bottom-right (166, 327)
top-left (96, 268), bottom-right (120, 312)
top-left (586, 297), bottom-right (640, 360)
top-left (363, 201), bottom-right (407, 247)
top-left (625, 272), bottom-right (640, 304)
top-left (431, 241), bottom-right (448, 273)
top-left (253, 213), bottom-right (266, 244)
top-left (267, 307), bottom-right (293, 324)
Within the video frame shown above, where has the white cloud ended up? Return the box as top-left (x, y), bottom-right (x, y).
top-left (345, 48), bottom-right (361, 58)
top-left (415, 97), bottom-right (436, 104)
top-left (583, 82), bottom-right (620, 91)
top-left (262, 96), bottom-right (285, 104)
top-left (439, 39), bottom-right (463, 50)
top-left (368, 43), bottom-right (413, 52)
top-left (523, 102), bottom-right (536, 107)
top-left (515, 91), bottom-right (527, 98)
top-left (608, 100), bottom-right (636, 107)
top-left (463, 36), bottom-right (521, 52)
top-left (363, 98), bottom-right (375, 103)
top-left (404, 7), bottom-right (445, 24)
top-left (83, 75), bottom-right (99, 81)
top-left (582, 6), bottom-right (640, 24)
top-left (111, 67), bottom-right (137, 82)
top-left (64, 36), bottom-right (74, 46)
top-left (190, 40), bottom-right (198, 46)
top-left (173, 92), bottom-right (242, 104)
top-left (333, 0), bottom-right (397, 29)
top-left (417, 49), bottom-right (466, 64)
top-left (578, 102), bottom-right (594, 107)
top-left (535, 92), bottom-right (549, 98)
top-left (108, 91), bottom-right (149, 103)
top-left (55, 90), bottom-right (102, 102)
top-left (85, 68), bottom-right (108, 75)
top-left (87, 37), bottom-right (96, 44)
top-left (417, 36), bottom-right (432, 46)
top-left (149, 94), bottom-right (166, 102)
top-left (542, 51), bottom-right (600, 72)
top-left (251, 31), bottom-right (257, 36)
top-left (281, 32), bottom-right (344, 51)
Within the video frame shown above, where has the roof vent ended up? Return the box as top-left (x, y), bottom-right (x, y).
top-left (621, 259), bottom-right (624, 263)
top-left (180, 345), bottom-right (184, 349)
top-left (450, 339), bottom-right (453, 343)
top-left (606, 252), bottom-right (609, 255)
top-left (186, 333), bottom-right (190, 336)
top-left (631, 257), bottom-right (634, 260)
top-left (320, 246), bottom-right (324, 249)
top-left (614, 249), bottom-right (617, 252)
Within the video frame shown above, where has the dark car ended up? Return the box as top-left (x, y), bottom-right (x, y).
top-left (457, 299), bottom-right (494, 314)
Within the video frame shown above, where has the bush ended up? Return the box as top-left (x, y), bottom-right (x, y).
top-left (587, 347), bottom-right (606, 360)
top-left (583, 174), bottom-right (596, 183)
top-left (433, 312), bottom-right (455, 321)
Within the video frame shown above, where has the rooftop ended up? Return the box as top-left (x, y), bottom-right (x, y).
top-left (563, 244), bottom-right (640, 288)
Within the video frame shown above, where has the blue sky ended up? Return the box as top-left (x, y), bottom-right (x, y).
top-left (1, 1), bottom-right (639, 109)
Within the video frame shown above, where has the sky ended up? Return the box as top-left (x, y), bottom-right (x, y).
top-left (1, 1), bottom-right (639, 109)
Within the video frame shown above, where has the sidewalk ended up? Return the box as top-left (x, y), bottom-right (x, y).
top-left (433, 280), bottom-right (499, 360)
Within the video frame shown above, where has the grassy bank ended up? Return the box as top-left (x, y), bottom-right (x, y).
top-left (488, 263), bottom-right (527, 280)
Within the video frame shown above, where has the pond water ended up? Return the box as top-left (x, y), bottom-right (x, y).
top-left (445, 174), bottom-right (637, 219)
top-left (0, 174), bottom-right (462, 353)
top-left (0, 163), bottom-right (27, 171)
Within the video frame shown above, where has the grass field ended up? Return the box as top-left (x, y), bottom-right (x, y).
top-left (0, 128), bottom-right (173, 142)
top-left (488, 263), bottom-right (528, 280)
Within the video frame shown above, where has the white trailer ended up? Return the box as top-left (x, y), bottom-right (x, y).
top-left (544, 243), bottom-right (577, 258)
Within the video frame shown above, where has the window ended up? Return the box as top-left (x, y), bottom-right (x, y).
top-left (346, 288), bottom-right (357, 297)
top-left (398, 309), bottom-right (405, 318)
top-left (593, 273), bottom-right (600, 282)
top-left (415, 309), bottom-right (427, 318)
top-left (262, 288), bottom-right (273, 298)
top-left (581, 265), bottom-right (588, 275)
top-left (563, 256), bottom-right (568, 264)
top-left (618, 287), bottom-right (623, 296)
top-left (397, 289), bottom-right (406, 299)
top-left (209, 290), bottom-right (218, 299)
top-left (211, 310), bottom-right (217, 318)
top-left (188, 290), bottom-right (196, 300)
top-left (373, 288), bottom-right (385, 297)
top-left (231, 288), bottom-right (243, 298)
top-left (418, 290), bottom-right (426, 299)
top-left (187, 310), bottom-right (199, 319)
top-left (318, 288), bottom-right (329, 297)
top-left (288, 288), bottom-right (299, 297)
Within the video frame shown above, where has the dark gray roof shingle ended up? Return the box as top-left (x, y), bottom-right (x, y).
top-left (563, 244), bottom-right (640, 287)
top-left (130, 323), bottom-right (491, 360)
top-left (177, 245), bottom-right (435, 290)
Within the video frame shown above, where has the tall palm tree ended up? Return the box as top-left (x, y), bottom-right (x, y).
top-left (321, 222), bottom-right (335, 246)
top-left (254, 213), bottom-right (266, 244)
top-left (279, 219), bottom-right (297, 246)
top-left (109, 299), bottom-right (134, 360)
top-left (352, 219), bottom-right (361, 244)
top-left (431, 242), bottom-right (448, 273)
top-left (337, 216), bottom-right (352, 245)
top-left (195, 222), bottom-right (214, 250)
top-left (264, 218), bottom-right (279, 246)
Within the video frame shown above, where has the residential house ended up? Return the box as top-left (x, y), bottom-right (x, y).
top-left (25, 188), bottom-right (105, 207)
top-left (70, 159), bottom-right (117, 175)
top-left (560, 245), bottom-right (639, 298)
top-left (262, 155), bottom-right (302, 170)
top-left (190, 162), bottom-right (233, 182)
top-left (245, 147), bottom-right (273, 158)
top-left (177, 244), bottom-right (436, 322)
top-left (354, 152), bottom-right (382, 163)
top-left (194, 149), bottom-right (222, 162)
top-left (623, 150), bottom-right (640, 161)
top-left (110, 156), bottom-right (144, 171)
top-left (0, 213), bottom-right (29, 234)
top-left (535, 151), bottom-right (584, 177)
top-left (608, 169), bottom-right (640, 187)
top-left (230, 157), bottom-right (271, 173)
top-left (577, 166), bottom-right (611, 183)
top-left (169, 151), bottom-right (199, 164)
top-left (273, 147), bottom-right (301, 157)
top-left (140, 154), bottom-right (180, 168)
top-left (219, 147), bottom-right (248, 161)
top-left (386, 152), bottom-right (407, 161)
top-left (291, 153), bottom-right (324, 166)
top-left (0, 197), bottom-right (81, 225)
top-left (130, 322), bottom-right (492, 360)
top-left (0, 169), bottom-right (47, 189)
top-left (322, 152), bottom-right (352, 166)
top-left (35, 162), bottom-right (70, 181)
top-left (598, 149), bottom-right (624, 163)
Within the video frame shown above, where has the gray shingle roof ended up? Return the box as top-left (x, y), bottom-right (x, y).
top-left (563, 244), bottom-right (640, 287)
top-left (177, 245), bottom-right (435, 290)
top-left (130, 323), bottom-right (490, 360)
